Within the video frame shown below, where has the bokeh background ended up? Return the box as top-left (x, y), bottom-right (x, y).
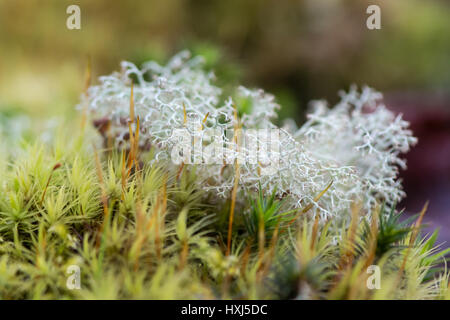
top-left (1, 0), bottom-right (449, 241)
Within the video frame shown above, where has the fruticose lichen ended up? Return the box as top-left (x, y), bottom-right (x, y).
top-left (80, 51), bottom-right (417, 221)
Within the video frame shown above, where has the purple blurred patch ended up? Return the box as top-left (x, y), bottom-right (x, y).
top-left (386, 92), bottom-right (450, 246)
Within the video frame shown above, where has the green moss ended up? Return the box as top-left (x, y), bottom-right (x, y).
top-left (0, 120), bottom-right (448, 300)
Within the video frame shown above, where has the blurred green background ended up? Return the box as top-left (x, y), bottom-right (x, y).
top-left (0, 0), bottom-right (449, 122)
top-left (0, 0), bottom-right (450, 237)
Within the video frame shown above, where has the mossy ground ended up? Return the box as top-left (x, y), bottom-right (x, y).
top-left (0, 119), bottom-right (448, 300)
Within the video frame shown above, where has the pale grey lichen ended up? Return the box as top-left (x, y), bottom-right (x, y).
top-left (79, 51), bottom-right (416, 221)
top-left (295, 85), bottom-right (417, 212)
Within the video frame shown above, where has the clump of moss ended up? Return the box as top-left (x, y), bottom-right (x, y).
top-left (0, 120), bottom-right (447, 300)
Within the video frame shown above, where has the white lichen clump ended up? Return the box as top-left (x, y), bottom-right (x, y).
top-left (79, 51), bottom-right (417, 221)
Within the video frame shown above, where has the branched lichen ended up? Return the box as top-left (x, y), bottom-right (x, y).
top-left (81, 52), bottom-right (416, 222)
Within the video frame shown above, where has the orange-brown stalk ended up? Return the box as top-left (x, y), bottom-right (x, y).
top-left (157, 174), bottom-right (168, 261)
top-left (127, 122), bottom-right (135, 171)
top-left (179, 239), bottom-right (189, 270)
top-left (134, 116), bottom-right (140, 162)
top-left (226, 169), bottom-right (239, 254)
top-left (338, 202), bottom-right (361, 270)
top-left (133, 185), bottom-right (168, 271)
top-left (240, 240), bottom-right (253, 275)
top-left (282, 180), bottom-right (333, 234)
top-left (176, 103), bottom-right (188, 180)
top-left (260, 218), bottom-right (281, 277)
top-left (129, 83), bottom-right (135, 121)
top-left (397, 201), bottom-right (429, 279)
top-left (132, 188), bottom-right (167, 270)
top-left (310, 212), bottom-right (320, 252)
top-left (93, 146), bottom-right (109, 249)
top-left (176, 162), bottom-right (185, 180)
top-left (152, 178), bottom-right (168, 262)
top-left (201, 112), bottom-right (209, 130)
top-left (81, 55), bottom-right (92, 130)
top-left (133, 202), bottom-right (145, 271)
top-left (126, 83), bottom-right (140, 178)
top-left (40, 163), bottom-right (62, 205)
top-left (127, 116), bottom-right (140, 178)
top-left (363, 207), bottom-right (379, 270)
top-left (257, 201), bottom-right (265, 261)
top-left (226, 104), bottom-right (241, 256)
top-left (120, 150), bottom-right (127, 200)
